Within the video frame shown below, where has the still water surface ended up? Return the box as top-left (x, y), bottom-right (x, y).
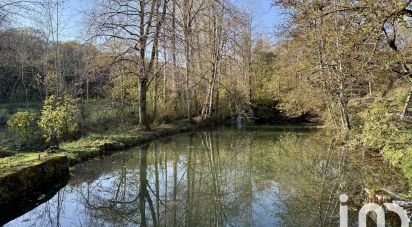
top-left (5, 126), bottom-right (407, 226)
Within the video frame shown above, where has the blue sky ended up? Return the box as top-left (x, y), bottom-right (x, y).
top-left (22, 0), bottom-right (284, 41)
top-left (231, 0), bottom-right (285, 37)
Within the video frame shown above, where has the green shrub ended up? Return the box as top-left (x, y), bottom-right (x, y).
top-left (39, 95), bottom-right (79, 144)
top-left (358, 101), bottom-right (395, 151)
top-left (6, 111), bottom-right (46, 151)
top-left (358, 99), bottom-right (412, 164)
top-left (7, 111), bottom-right (38, 140)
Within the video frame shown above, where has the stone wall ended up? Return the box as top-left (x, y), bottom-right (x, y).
top-left (0, 156), bottom-right (69, 224)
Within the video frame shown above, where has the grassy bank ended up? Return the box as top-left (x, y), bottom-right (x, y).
top-left (0, 118), bottom-right (213, 178)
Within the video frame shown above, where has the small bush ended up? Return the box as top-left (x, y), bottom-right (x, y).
top-left (6, 111), bottom-right (45, 151)
top-left (39, 95), bottom-right (79, 144)
top-left (7, 111), bottom-right (38, 140)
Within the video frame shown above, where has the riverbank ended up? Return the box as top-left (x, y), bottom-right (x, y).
top-left (0, 119), bottom-right (211, 175)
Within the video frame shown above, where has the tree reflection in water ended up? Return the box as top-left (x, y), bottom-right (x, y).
top-left (5, 127), bottom-right (408, 227)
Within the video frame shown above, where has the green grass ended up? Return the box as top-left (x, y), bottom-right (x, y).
top-left (0, 117), bottom-right (201, 178)
top-left (61, 136), bottom-right (107, 152)
top-left (60, 121), bottom-right (192, 162)
top-left (0, 152), bottom-right (64, 176)
top-left (0, 102), bottom-right (42, 117)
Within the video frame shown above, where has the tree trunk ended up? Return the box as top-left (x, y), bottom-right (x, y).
top-left (368, 80), bottom-right (372, 96)
top-left (153, 75), bottom-right (158, 121)
top-left (171, 0), bottom-right (177, 112)
top-left (185, 62), bottom-right (192, 121)
top-left (21, 60), bottom-right (28, 108)
top-left (208, 62), bottom-right (217, 117)
top-left (153, 52), bottom-right (160, 121)
top-left (86, 78), bottom-right (89, 101)
top-left (183, 0), bottom-right (193, 122)
top-left (246, 16), bottom-right (253, 105)
top-left (338, 86), bottom-right (351, 131)
top-left (335, 5), bottom-right (350, 132)
top-left (138, 77), bottom-right (150, 130)
top-left (401, 88), bottom-right (412, 120)
top-left (215, 67), bottom-right (220, 119)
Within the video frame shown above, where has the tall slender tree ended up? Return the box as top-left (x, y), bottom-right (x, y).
top-left (89, 0), bottom-right (168, 129)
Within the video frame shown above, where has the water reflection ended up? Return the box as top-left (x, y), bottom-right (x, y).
top-left (5, 127), bottom-right (408, 226)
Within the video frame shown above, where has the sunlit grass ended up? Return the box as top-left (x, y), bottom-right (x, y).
top-left (0, 120), bottom-right (198, 176)
top-left (0, 152), bottom-right (64, 176)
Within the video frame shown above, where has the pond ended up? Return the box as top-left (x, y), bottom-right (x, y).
top-left (3, 126), bottom-right (408, 226)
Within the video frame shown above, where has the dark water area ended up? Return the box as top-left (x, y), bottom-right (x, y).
top-left (3, 126), bottom-right (408, 226)
top-left (0, 179), bottom-right (68, 225)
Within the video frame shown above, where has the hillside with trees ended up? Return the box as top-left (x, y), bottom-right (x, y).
top-left (1, 0), bottom-right (412, 188)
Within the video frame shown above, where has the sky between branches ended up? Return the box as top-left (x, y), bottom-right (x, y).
top-left (13, 0), bottom-right (284, 42)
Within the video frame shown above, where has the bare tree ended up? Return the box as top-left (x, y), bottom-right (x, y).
top-left (0, 1), bottom-right (29, 27)
top-left (89, 0), bottom-right (168, 129)
top-left (180, 0), bottom-right (204, 121)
